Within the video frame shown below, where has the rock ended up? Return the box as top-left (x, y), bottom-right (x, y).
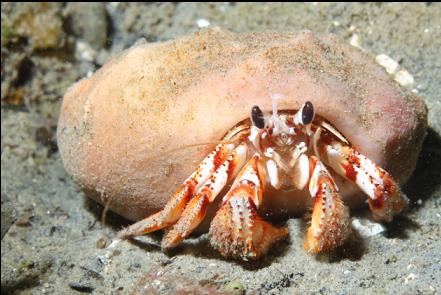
top-left (1, 2), bottom-right (65, 50)
top-left (1, 192), bottom-right (17, 239)
top-left (352, 218), bottom-right (386, 238)
top-left (224, 280), bottom-right (245, 294)
top-left (57, 29), bottom-right (427, 222)
top-left (0, 255), bottom-right (53, 292)
top-left (68, 282), bottom-right (95, 293)
top-left (64, 2), bottom-right (109, 50)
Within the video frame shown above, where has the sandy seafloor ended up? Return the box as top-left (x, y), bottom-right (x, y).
top-left (1, 3), bottom-right (440, 294)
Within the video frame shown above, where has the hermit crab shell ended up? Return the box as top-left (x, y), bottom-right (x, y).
top-left (57, 29), bottom-right (427, 222)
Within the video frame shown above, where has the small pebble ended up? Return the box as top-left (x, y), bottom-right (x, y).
top-left (352, 218), bottom-right (386, 238)
top-left (199, 279), bottom-right (212, 286)
top-left (349, 34), bottom-right (362, 49)
top-left (385, 255), bottom-right (397, 264)
top-left (404, 273), bottom-right (417, 284)
top-left (375, 54), bottom-right (414, 88)
top-left (76, 41), bottom-right (97, 62)
top-left (197, 19), bottom-right (210, 28)
top-left (15, 211), bottom-right (33, 227)
top-left (96, 237), bottom-right (107, 249)
top-left (68, 282), bottom-right (95, 293)
top-left (376, 54), bottom-right (399, 74)
top-left (224, 280), bottom-right (245, 294)
top-left (35, 127), bottom-right (52, 145)
top-left (394, 69), bottom-right (414, 87)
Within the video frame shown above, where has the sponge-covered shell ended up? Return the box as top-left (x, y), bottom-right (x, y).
top-left (57, 29), bottom-right (427, 221)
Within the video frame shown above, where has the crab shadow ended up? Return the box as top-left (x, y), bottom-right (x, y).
top-left (389, 127), bottom-right (441, 238)
top-left (109, 225), bottom-right (290, 270)
top-left (151, 222), bottom-right (291, 270)
top-left (83, 197), bottom-right (132, 231)
top-left (83, 196), bottom-right (290, 267)
top-left (84, 197), bottom-right (289, 267)
top-left (403, 127), bottom-right (441, 205)
top-left (313, 229), bottom-right (366, 263)
top-left (85, 194), bottom-right (363, 266)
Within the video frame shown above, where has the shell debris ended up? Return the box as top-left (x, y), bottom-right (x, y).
top-left (197, 19), bottom-right (210, 28)
top-left (375, 54), bottom-right (399, 75)
top-left (349, 34), bottom-right (362, 49)
top-left (375, 53), bottom-right (415, 88)
top-left (351, 218), bottom-right (386, 238)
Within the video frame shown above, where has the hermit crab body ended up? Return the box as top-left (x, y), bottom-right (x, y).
top-left (118, 101), bottom-right (408, 260)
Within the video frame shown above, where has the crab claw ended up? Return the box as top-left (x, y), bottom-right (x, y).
top-left (367, 168), bottom-right (408, 222)
top-left (304, 156), bottom-right (351, 253)
top-left (210, 195), bottom-right (288, 260)
top-left (209, 155), bottom-right (288, 260)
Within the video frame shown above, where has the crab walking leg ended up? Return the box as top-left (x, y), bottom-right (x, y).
top-left (210, 155), bottom-right (289, 260)
top-left (304, 156), bottom-right (351, 253)
top-left (319, 131), bottom-right (408, 222)
top-left (161, 143), bottom-right (248, 249)
top-left (117, 143), bottom-right (235, 239)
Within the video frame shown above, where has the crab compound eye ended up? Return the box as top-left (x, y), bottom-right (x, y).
top-left (301, 101), bottom-right (314, 125)
top-left (251, 105), bottom-right (265, 129)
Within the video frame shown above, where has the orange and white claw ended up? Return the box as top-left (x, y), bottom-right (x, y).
top-left (321, 134), bottom-right (408, 222)
top-left (117, 143), bottom-right (235, 239)
top-left (210, 155), bottom-right (289, 260)
top-left (210, 195), bottom-right (288, 260)
top-left (367, 168), bottom-right (408, 222)
top-left (161, 143), bottom-right (248, 249)
top-left (304, 156), bottom-right (351, 254)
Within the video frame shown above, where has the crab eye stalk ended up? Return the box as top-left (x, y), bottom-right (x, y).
top-left (301, 101), bottom-right (315, 125)
top-left (251, 105), bottom-right (265, 129)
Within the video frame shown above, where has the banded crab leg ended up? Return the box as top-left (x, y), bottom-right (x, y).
top-left (316, 127), bottom-right (408, 222)
top-left (161, 143), bottom-right (248, 248)
top-left (210, 154), bottom-right (289, 260)
top-left (304, 155), bottom-right (351, 253)
top-left (117, 142), bottom-right (238, 239)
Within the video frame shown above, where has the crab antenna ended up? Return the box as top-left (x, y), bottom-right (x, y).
top-left (271, 94), bottom-right (289, 135)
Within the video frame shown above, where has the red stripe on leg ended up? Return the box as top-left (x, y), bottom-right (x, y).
top-left (162, 193), bottom-right (209, 249)
top-left (318, 129), bottom-right (408, 222)
top-left (117, 143), bottom-right (234, 239)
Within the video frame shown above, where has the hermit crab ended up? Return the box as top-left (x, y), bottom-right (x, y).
top-left (57, 29), bottom-right (427, 261)
top-left (117, 99), bottom-right (408, 259)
